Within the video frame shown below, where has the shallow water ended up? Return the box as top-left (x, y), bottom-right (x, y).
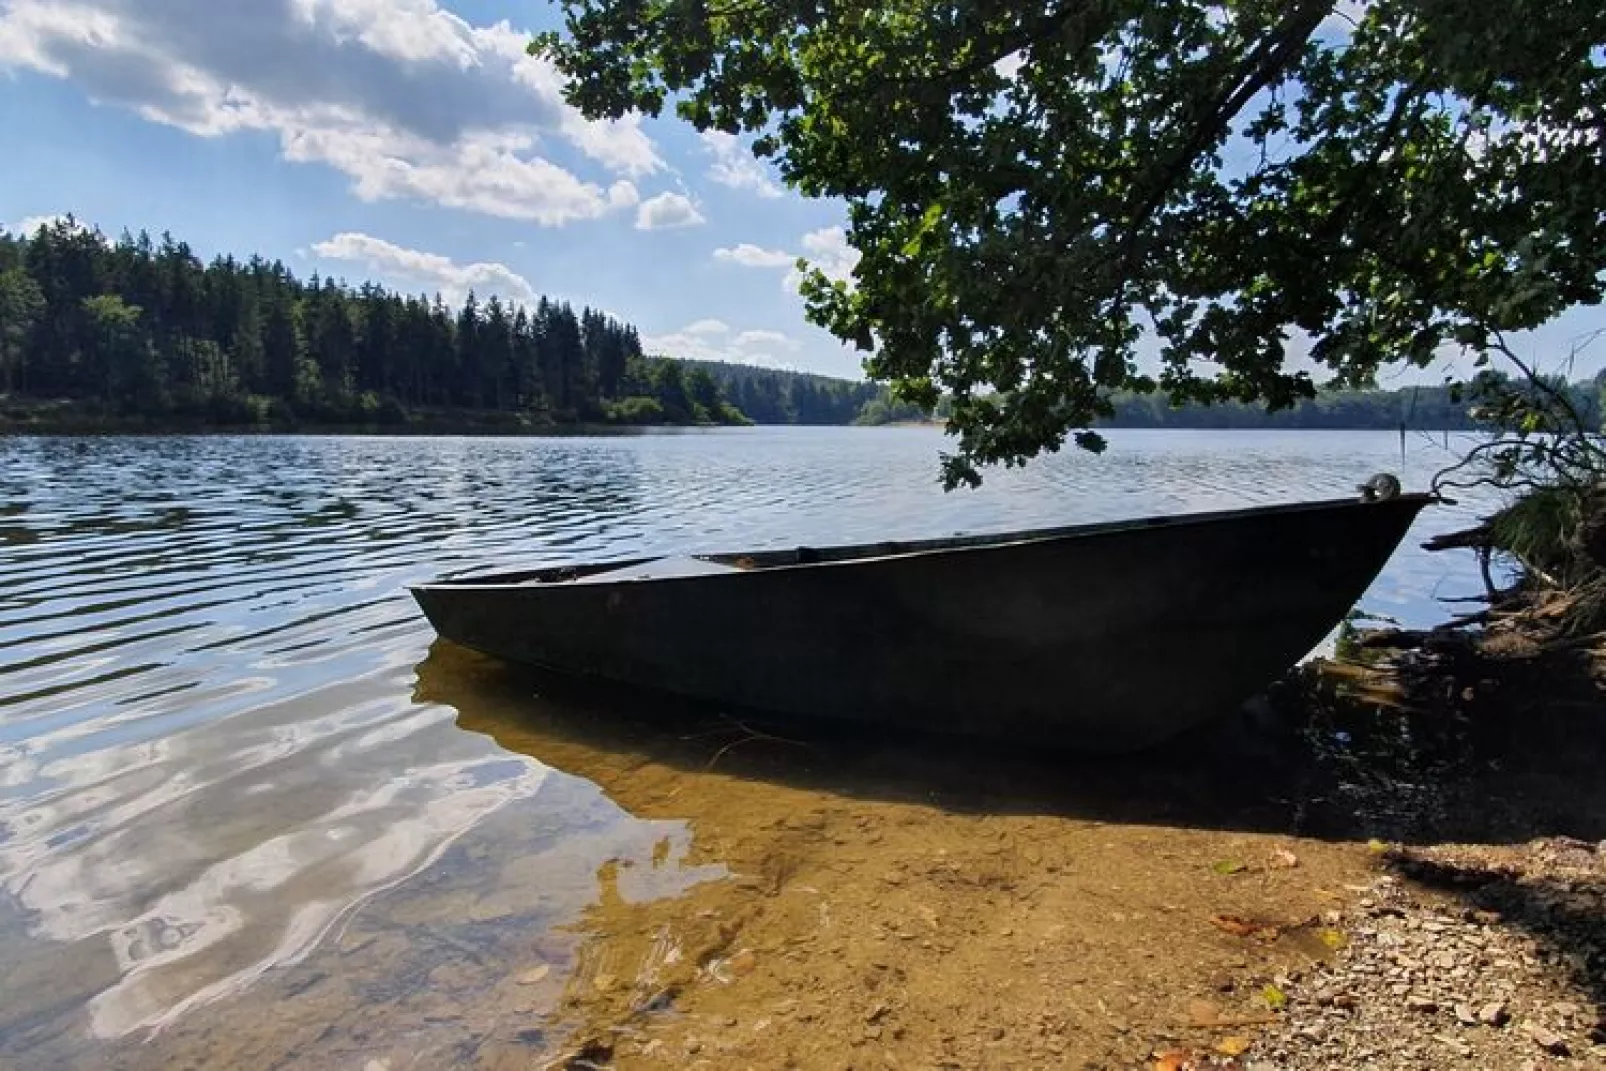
top-left (0, 428), bottom-right (1498, 1067)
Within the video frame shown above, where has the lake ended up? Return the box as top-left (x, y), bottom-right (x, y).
top-left (0, 428), bottom-right (1500, 1068)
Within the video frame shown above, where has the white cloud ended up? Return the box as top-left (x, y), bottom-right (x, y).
top-left (713, 243), bottom-right (795, 268)
top-left (713, 226), bottom-right (859, 294)
top-left (635, 191), bottom-right (705, 230)
top-left (733, 329), bottom-right (799, 350)
top-left (0, 0), bottom-right (662, 226)
top-left (783, 226), bottom-right (860, 293)
top-left (699, 131), bottom-right (784, 198)
top-left (799, 226), bottom-right (859, 281)
top-left (311, 232), bottom-right (536, 307)
top-left (644, 321), bottom-right (805, 369)
top-left (678, 319), bottom-right (727, 337)
top-left (7, 213), bottom-right (70, 236)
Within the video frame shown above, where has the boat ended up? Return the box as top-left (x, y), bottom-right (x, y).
top-left (410, 480), bottom-right (1433, 752)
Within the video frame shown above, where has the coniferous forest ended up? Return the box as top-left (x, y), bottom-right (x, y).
top-left (4, 219), bottom-right (1597, 436)
top-left (0, 218), bottom-right (754, 430)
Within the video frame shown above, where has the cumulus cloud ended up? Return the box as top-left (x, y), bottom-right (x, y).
top-left (733, 329), bottom-right (797, 349)
top-left (311, 232), bottom-right (537, 307)
top-left (797, 226), bottom-right (859, 282)
top-left (644, 320), bottom-right (805, 369)
top-left (700, 131), bottom-right (784, 198)
top-left (682, 318), bottom-right (730, 336)
top-left (714, 225), bottom-right (860, 293)
top-left (713, 243), bottom-right (795, 268)
top-left (6, 214), bottom-right (71, 236)
top-left (0, 0), bottom-right (663, 226)
top-left (635, 191), bottom-right (705, 230)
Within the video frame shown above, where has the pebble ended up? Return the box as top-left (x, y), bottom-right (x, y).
top-left (1520, 1021), bottom-right (1568, 1055)
top-left (1478, 1000), bottom-right (1510, 1027)
top-left (1238, 839), bottom-right (1599, 1071)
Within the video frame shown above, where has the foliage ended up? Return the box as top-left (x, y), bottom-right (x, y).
top-left (684, 360), bottom-right (884, 424)
top-left (605, 395), bottom-right (666, 424)
top-left (0, 218), bottom-right (742, 428)
top-left (0, 266), bottom-right (44, 394)
top-left (538, 0), bottom-right (1606, 486)
top-left (1431, 337), bottom-right (1606, 626)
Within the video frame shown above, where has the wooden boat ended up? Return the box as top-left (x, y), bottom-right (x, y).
top-left (410, 482), bottom-right (1432, 752)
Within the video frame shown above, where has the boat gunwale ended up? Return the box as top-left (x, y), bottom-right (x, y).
top-left (409, 492), bottom-right (1435, 593)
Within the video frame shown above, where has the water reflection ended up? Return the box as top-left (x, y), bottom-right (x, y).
top-left (0, 428), bottom-right (1501, 1066)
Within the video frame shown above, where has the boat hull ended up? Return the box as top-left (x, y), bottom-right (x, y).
top-left (411, 495), bottom-right (1431, 752)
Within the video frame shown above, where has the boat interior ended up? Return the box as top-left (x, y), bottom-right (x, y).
top-left (418, 492), bottom-right (1423, 588)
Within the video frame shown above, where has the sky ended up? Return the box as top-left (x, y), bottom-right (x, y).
top-left (0, 0), bottom-right (1602, 386)
top-left (0, 0), bottom-right (865, 378)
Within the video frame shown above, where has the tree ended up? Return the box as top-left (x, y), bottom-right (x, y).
top-left (653, 359), bottom-right (694, 422)
top-left (538, 0), bottom-right (1606, 485)
top-left (0, 267), bottom-right (44, 393)
top-left (686, 366), bottom-right (721, 420)
top-left (81, 294), bottom-right (160, 407)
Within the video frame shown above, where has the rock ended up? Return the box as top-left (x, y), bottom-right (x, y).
top-left (1520, 1021), bottom-right (1569, 1055)
top-left (1454, 1003), bottom-right (1479, 1027)
top-left (517, 965), bottom-right (551, 986)
top-left (1477, 1001), bottom-right (1510, 1027)
top-left (1406, 995), bottom-right (1439, 1013)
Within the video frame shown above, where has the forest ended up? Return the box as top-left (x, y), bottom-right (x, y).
top-left (0, 218), bottom-right (747, 430)
top-left (4, 218), bottom-right (1600, 436)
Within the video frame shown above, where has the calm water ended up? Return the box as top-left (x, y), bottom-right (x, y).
top-left (0, 428), bottom-right (1496, 1066)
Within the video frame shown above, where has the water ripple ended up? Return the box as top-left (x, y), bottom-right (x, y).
top-left (0, 428), bottom-right (1497, 1062)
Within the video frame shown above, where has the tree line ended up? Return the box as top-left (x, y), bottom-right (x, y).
top-left (5, 218), bottom-right (1598, 436)
top-left (1101, 379), bottom-right (1605, 432)
top-left (849, 377), bottom-right (1606, 432)
top-left (0, 217), bottom-right (745, 428)
top-left (686, 361), bottom-right (885, 425)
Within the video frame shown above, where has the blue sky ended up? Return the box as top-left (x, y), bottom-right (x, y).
top-left (0, 0), bottom-right (864, 378)
top-left (0, 0), bottom-right (1602, 385)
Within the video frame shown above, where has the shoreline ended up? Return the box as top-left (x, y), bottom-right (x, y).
top-left (1, 419), bottom-right (1479, 437)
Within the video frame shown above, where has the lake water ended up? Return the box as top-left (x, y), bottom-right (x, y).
top-left (0, 428), bottom-right (1501, 1068)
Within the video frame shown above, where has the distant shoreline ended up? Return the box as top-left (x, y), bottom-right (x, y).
top-left (0, 400), bottom-right (743, 438)
top-left (1, 417), bottom-right (1480, 438)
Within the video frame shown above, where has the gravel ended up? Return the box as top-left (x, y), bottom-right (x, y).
top-left (1240, 838), bottom-right (1606, 1070)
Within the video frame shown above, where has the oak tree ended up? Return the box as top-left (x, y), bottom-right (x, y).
top-left (537, 0), bottom-right (1606, 484)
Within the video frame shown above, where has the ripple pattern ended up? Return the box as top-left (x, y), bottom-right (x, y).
top-left (0, 428), bottom-right (1497, 1061)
